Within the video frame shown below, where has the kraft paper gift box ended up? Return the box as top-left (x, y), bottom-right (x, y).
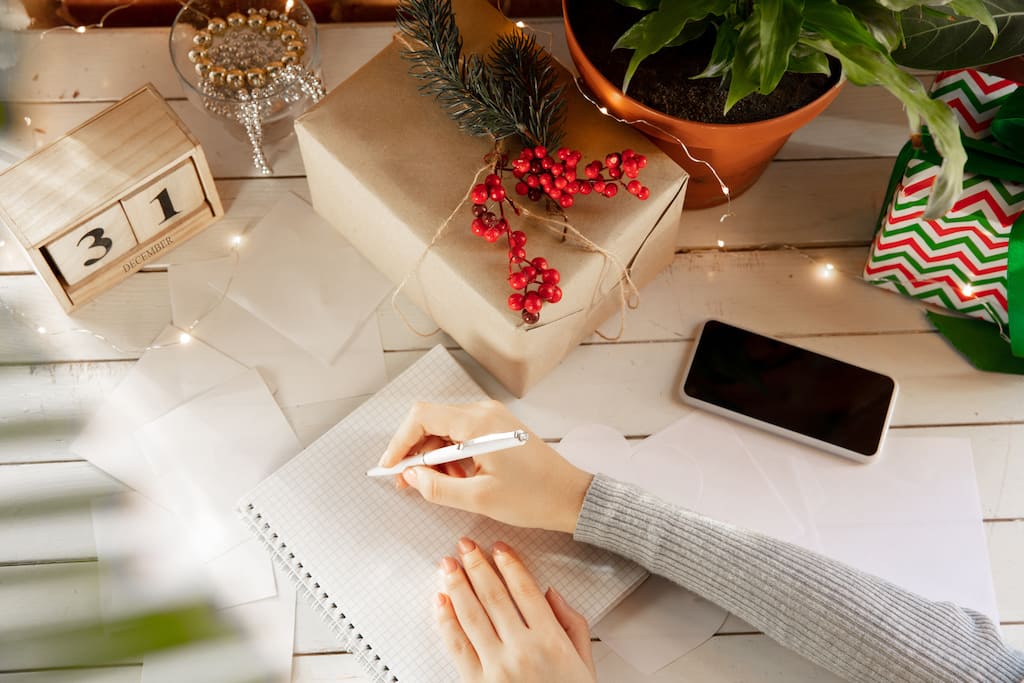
top-left (295, 0), bottom-right (687, 396)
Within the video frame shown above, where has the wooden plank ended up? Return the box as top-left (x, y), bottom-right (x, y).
top-left (0, 362), bottom-right (131, 463)
top-left (5, 343), bottom-right (1024, 476)
top-left (679, 157), bottom-right (893, 250)
top-left (989, 521), bottom-right (1024, 623)
top-left (0, 245), bottom-right (939, 363)
top-left (0, 160), bottom-right (892, 276)
top-left (0, 272), bottom-right (169, 363)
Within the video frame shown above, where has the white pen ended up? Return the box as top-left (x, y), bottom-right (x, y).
top-left (366, 430), bottom-right (529, 477)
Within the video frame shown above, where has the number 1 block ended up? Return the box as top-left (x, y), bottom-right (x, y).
top-left (121, 160), bottom-right (207, 243)
top-left (0, 85), bottom-right (222, 312)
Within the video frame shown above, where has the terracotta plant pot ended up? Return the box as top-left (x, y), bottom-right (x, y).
top-left (562, 0), bottom-right (845, 209)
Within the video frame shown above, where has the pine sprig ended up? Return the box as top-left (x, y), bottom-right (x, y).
top-left (396, 0), bottom-right (565, 149)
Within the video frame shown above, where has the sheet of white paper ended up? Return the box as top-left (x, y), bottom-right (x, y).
top-left (739, 428), bottom-right (1000, 623)
top-left (556, 424), bottom-right (730, 672)
top-left (226, 192), bottom-right (392, 365)
top-left (71, 327), bottom-right (247, 506)
top-left (92, 493), bottom-right (278, 614)
top-left (592, 576), bottom-right (727, 675)
top-left (137, 369), bottom-right (301, 560)
top-left (632, 414), bottom-right (806, 542)
top-left (167, 258), bottom-right (387, 408)
top-left (141, 564), bottom-right (297, 683)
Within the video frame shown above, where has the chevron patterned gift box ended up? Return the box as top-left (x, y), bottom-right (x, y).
top-left (864, 69), bottom-right (1024, 335)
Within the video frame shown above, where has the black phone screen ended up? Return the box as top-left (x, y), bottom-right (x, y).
top-left (682, 320), bottom-right (896, 456)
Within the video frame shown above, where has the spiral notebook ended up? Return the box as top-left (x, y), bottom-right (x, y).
top-left (238, 345), bottom-right (646, 682)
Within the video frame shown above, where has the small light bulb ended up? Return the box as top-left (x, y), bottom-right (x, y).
top-left (722, 185), bottom-right (731, 196)
top-left (598, 106), bottom-right (609, 115)
top-left (285, 0), bottom-right (294, 11)
top-left (36, 326), bottom-right (46, 334)
top-left (23, 116), bottom-right (31, 126)
top-left (0, 240), bottom-right (6, 248)
top-left (179, 332), bottom-right (192, 344)
top-left (961, 284), bottom-right (974, 297)
top-left (716, 239), bottom-right (725, 248)
top-left (819, 263), bottom-right (836, 279)
top-left (230, 234), bottom-right (243, 246)
top-left (74, 25), bottom-right (86, 33)
top-left (515, 20), bottom-right (526, 28)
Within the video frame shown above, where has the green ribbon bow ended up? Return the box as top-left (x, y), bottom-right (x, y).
top-left (923, 86), bottom-right (1024, 373)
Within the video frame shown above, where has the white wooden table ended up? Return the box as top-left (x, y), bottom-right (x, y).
top-left (1, 20), bottom-right (1023, 683)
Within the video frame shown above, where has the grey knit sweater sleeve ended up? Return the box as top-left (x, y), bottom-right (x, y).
top-left (574, 474), bottom-right (1024, 683)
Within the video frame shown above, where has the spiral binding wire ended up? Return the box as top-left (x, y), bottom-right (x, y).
top-left (240, 502), bottom-right (398, 682)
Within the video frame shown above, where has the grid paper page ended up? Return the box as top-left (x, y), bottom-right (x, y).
top-left (240, 346), bottom-right (646, 683)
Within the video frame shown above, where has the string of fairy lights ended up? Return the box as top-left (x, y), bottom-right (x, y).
top-left (0, 12), bottom-right (1002, 357)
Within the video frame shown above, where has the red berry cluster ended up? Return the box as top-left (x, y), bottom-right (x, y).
top-left (511, 146), bottom-right (649, 206)
top-left (468, 145), bottom-right (649, 324)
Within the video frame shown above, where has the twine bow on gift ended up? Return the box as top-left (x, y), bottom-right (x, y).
top-left (925, 86), bottom-right (1024, 374)
top-left (390, 162), bottom-right (641, 340)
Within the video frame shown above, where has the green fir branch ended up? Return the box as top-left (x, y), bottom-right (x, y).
top-left (396, 0), bottom-right (565, 149)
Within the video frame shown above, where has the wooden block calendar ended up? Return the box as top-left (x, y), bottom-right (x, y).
top-left (0, 84), bottom-right (222, 312)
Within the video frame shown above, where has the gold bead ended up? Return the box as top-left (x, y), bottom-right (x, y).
top-left (265, 61), bottom-right (284, 78)
top-left (187, 48), bottom-right (208, 63)
top-left (227, 12), bottom-right (246, 28)
top-left (285, 40), bottom-right (305, 57)
top-left (207, 17), bottom-right (227, 34)
top-left (264, 20), bottom-right (283, 35)
top-left (225, 69), bottom-right (246, 89)
top-left (208, 66), bottom-right (226, 86)
top-left (192, 30), bottom-right (212, 47)
top-left (280, 52), bottom-right (297, 66)
top-left (268, 9), bottom-right (279, 19)
top-left (247, 13), bottom-right (266, 30)
top-left (245, 67), bottom-right (267, 88)
top-left (279, 29), bottom-right (297, 43)
top-left (194, 57), bottom-right (212, 77)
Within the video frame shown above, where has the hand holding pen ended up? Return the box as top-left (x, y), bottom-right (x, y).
top-left (375, 400), bottom-right (594, 534)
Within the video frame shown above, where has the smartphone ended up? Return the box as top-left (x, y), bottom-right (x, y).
top-left (679, 319), bottom-right (898, 463)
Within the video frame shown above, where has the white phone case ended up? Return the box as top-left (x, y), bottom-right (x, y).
top-left (679, 319), bottom-right (899, 464)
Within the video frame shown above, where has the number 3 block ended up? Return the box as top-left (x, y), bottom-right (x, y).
top-left (43, 204), bottom-right (138, 287)
top-left (0, 85), bottom-right (222, 312)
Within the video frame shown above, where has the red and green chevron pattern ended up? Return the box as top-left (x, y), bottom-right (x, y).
top-left (930, 69), bottom-right (1019, 141)
top-left (864, 69), bottom-right (1023, 325)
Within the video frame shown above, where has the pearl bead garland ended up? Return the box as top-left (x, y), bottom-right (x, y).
top-left (186, 7), bottom-right (309, 93)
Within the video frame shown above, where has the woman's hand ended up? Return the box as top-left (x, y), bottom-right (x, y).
top-left (436, 538), bottom-right (596, 683)
top-left (379, 400), bottom-right (594, 533)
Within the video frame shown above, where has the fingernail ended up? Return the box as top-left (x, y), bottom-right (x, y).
top-left (435, 592), bottom-right (447, 608)
top-left (402, 469), bottom-right (417, 486)
top-left (457, 537), bottom-right (476, 554)
top-left (493, 541), bottom-right (511, 555)
top-left (440, 556), bottom-right (459, 574)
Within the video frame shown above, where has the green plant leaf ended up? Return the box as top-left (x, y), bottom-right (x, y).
top-left (614, 0), bottom-right (659, 9)
top-left (949, 0), bottom-right (999, 39)
top-left (726, 15), bottom-right (762, 109)
top-left (803, 33), bottom-right (966, 217)
top-left (876, 0), bottom-right (951, 11)
top-left (788, 43), bottom-right (833, 73)
top-left (618, 0), bottom-right (732, 92)
top-left (667, 19), bottom-right (711, 47)
top-left (804, 0), bottom-right (889, 50)
top-left (839, 0), bottom-right (904, 51)
top-left (757, 0), bottom-right (806, 92)
top-left (693, 21), bottom-right (738, 78)
top-left (614, 13), bottom-right (657, 51)
top-left (894, 0), bottom-right (1019, 69)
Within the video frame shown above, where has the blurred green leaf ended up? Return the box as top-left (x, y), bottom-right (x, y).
top-left (895, 0), bottom-right (1020, 69)
top-left (614, 0), bottom-right (659, 9)
top-left (694, 22), bottom-right (739, 78)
